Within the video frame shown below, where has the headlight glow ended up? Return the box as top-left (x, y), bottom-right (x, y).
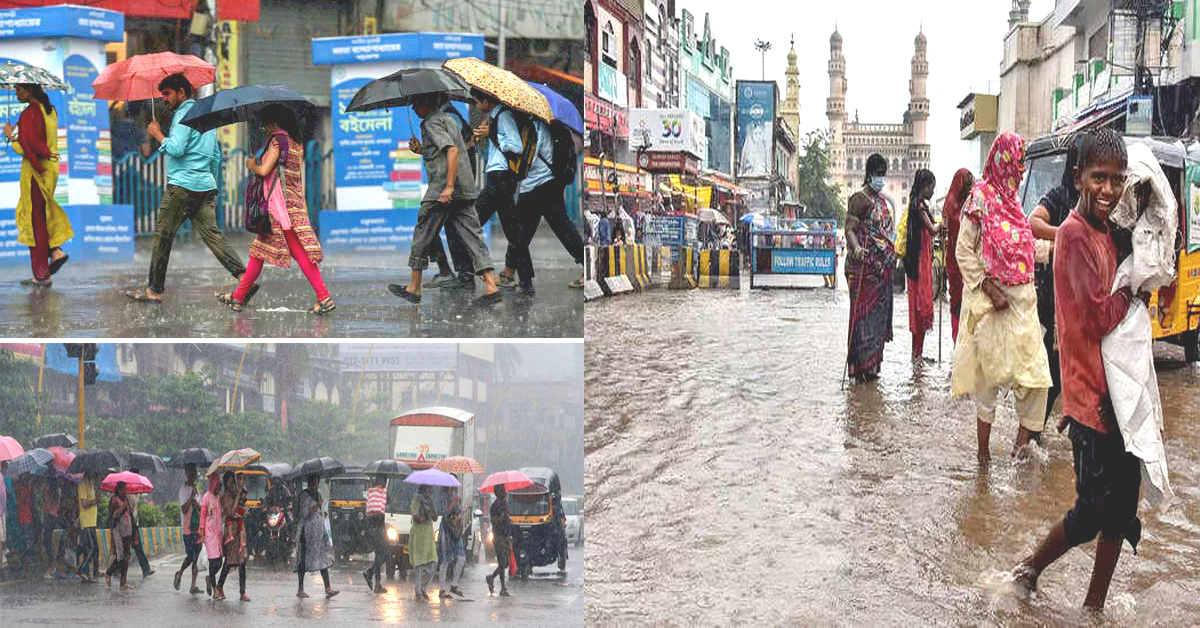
top-left (386, 527), bottom-right (399, 542)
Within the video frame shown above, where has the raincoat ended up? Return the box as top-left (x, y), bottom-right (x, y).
top-left (1100, 142), bottom-right (1175, 508)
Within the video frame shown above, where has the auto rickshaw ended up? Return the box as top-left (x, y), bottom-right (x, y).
top-left (236, 462), bottom-right (290, 559)
top-left (329, 467), bottom-right (369, 564)
top-left (1021, 133), bottom-right (1200, 362)
top-left (510, 467), bottom-right (567, 579)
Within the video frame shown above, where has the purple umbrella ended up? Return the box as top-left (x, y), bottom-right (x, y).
top-left (402, 468), bottom-right (461, 488)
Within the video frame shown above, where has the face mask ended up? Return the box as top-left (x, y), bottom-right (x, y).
top-left (869, 176), bottom-right (885, 192)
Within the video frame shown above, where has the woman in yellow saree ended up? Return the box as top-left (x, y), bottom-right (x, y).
top-left (3, 83), bottom-right (71, 286)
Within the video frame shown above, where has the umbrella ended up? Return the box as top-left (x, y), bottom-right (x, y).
top-left (99, 471), bottom-right (154, 494)
top-left (179, 84), bottom-right (313, 134)
top-left (527, 82), bottom-right (583, 135)
top-left (91, 52), bottom-right (214, 102)
top-left (0, 61), bottom-right (69, 91)
top-left (166, 448), bottom-right (218, 469)
top-left (433, 456), bottom-right (485, 475)
top-left (126, 452), bottom-right (167, 474)
top-left (206, 448), bottom-right (261, 476)
top-left (31, 433), bottom-right (78, 449)
top-left (346, 67), bottom-right (470, 113)
top-left (287, 456), bottom-right (345, 481)
top-left (5, 448), bottom-right (53, 477)
top-left (443, 56), bottom-right (553, 122)
top-left (0, 435), bottom-right (24, 461)
top-left (479, 470), bottom-right (533, 494)
top-left (67, 450), bottom-right (124, 475)
top-left (403, 468), bottom-right (461, 488)
top-left (362, 459), bottom-right (414, 478)
top-left (46, 447), bottom-right (83, 482)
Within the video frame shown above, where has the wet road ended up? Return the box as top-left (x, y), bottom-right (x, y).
top-left (0, 547), bottom-right (584, 627)
top-left (585, 286), bottom-right (1200, 625)
top-left (0, 228), bottom-right (583, 338)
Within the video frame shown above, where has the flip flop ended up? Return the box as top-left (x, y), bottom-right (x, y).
top-left (19, 278), bottom-right (52, 288)
top-left (473, 291), bottom-right (502, 307)
top-left (387, 284), bottom-right (421, 304)
top-left (125, 290), bottom-right (162, 304)
top-left (309, 297), bottom-right (337, 315)
top-left (48, 254), bottom-right (69, 275)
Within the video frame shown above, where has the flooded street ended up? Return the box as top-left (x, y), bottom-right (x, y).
top-left (585, 286), bottom-right (1200, 625)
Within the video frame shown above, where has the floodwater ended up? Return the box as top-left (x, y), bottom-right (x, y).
top-left (0, 228), bottom-right (583, 338)
top-left (585, 285), bottom-right (1200, 625)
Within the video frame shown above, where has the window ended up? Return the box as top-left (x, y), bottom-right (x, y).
top-left (646, 38), bottom-right (653, 77)
top-left (585, 2), bottom-right (595, 56)
top-left (602, 22), bottom-right (615, 65)
top-left (658, 4), bottom-right (667, 46)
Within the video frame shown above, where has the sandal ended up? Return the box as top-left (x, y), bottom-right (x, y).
top-left (473, 291), bottom-right (502, 307)
top-left (387, 284), bottom-right (421, 304)
top-left (20, 278), bottom-right (52, 288)
top-left (48, 253), bottom-right (69, 276)
top-left (216, 293), bottom-right (245, 312)
top-left (124, 289), bottom-right (162, 304)
top-left (309, 297), bottom-right (336, 315)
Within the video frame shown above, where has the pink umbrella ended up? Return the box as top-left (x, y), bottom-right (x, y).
top-left (0, 435), bottom-right (24, 462)
top-left (47, 446), bottom-right (75, 471)
top-left (479, 470), bottom-right (533, 494)
top-left (100, 471), bottom-right (153, 494)
top-left (434, 456), bottom-right (485, 475)
top-left (92, 52), bottom-right (215, 122)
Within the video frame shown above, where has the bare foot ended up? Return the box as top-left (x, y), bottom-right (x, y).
top-left (1011, 563), bottom-right (1039, 599)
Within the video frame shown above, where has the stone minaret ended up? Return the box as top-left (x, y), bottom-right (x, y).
top-left (907, 27), bottom-right (930, 173)
top-left (826, 27), bottom-right (847, 186)
top-left (781, 34), bottom-right (801, 139)
top-left (1008, 0), bottom-right (1032, 28)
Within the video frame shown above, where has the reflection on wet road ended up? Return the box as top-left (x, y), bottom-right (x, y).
top-left (0, 229), bottom-right (582, 338)
top-left (585, 287), bottom-right (1199, 625)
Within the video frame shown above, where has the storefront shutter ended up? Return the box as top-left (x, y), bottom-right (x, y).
top-left (245, 0), bottom-right (341, 107)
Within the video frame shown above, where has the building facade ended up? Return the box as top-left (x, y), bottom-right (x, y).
top-left (826, 27), bottom-right (930, 209)
top-left (642, 0), bottom-right (681, 109)
top-left (678, 9), bottom-right (734, 175)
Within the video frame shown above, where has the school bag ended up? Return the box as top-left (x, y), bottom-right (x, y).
top-left (441, 106), bottom-right (478, 177)
top-left (244, 134), bottom-right (289, 236)
top-left (488, 105), bottom-right (539, 180)
top-left (537, 120), bottom-right (578, 187)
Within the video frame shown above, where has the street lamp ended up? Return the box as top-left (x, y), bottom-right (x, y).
top-left (755, 40), bottom-right (771, 81)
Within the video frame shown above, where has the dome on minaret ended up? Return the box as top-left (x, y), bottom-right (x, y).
top-left (788, 35), bottom-right (797, 62)
top-left (830, 28), bottom-right (842, 47)
top-left (914, 27), bottom-right (926, 50)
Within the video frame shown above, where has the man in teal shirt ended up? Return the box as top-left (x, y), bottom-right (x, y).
top-left (125, 73), bottom-right (250, 303)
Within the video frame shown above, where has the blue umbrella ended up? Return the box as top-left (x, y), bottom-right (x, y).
top-left (179, 84), bottom-right (313, 133)
top-left (527, 82), bottom-right (582, 135)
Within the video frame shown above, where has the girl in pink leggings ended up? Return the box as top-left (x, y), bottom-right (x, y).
top-left (218, 105), bottom-right (335, 314)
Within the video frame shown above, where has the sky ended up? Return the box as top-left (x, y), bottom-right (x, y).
top-left (677, 0), bottom-right (1054, 194)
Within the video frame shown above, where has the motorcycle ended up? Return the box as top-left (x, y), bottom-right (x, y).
top-left (264, 505), bottom-right (294, 564)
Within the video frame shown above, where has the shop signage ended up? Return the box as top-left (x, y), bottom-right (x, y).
top-left (585, 95), bottom-right (628, 137)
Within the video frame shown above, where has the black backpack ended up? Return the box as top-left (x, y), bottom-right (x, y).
top-left (489, 106), bottom-right (539, 180)
top-left (441, 106), bottom-right (477, 177)
top-left (539, 121), bottom-right (578, 187)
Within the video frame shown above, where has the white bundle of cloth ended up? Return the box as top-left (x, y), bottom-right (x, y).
top-left (1100, 141), bottom-right (1176, 508)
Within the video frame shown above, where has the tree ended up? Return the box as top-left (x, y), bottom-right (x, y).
top-left (0, 349), bottom-right (48, 445)
top-left (797, 129), bottom-right (847, 224)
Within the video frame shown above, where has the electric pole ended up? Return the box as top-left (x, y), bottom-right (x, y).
top-left (755, 40), bottom-right (771, 81)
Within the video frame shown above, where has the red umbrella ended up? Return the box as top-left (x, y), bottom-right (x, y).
top-left (47, 446), bottom-right (75, 472)
top-left (0, 435), bottom-right (24, 462)
top-left (92, 52), bottom-right (215, 117)
top-left (479, 470), bottom-right (533, 494)
top-left (99, 471), bottom-right (153, 494)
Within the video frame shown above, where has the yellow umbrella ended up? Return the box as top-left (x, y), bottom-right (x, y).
top-left (442, 56), bottom-right (553, 122)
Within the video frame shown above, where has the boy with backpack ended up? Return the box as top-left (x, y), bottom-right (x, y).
top-left (470, 88), bottom-right (536, 294)
top-left (513, 117), bottom-right (584, 289)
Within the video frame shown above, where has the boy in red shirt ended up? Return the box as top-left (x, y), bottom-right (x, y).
top-left (1012, 129), bottom-right (1147, 609)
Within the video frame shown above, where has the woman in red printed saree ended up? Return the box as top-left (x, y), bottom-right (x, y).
top-left (942, 168), bottom-right (975, 343)
top-left (903, 168), bottom-right (938, 362)
top-left (218, 105), bottom-right (335, 314)
top-left (844, 153), bottom-right (896, 382)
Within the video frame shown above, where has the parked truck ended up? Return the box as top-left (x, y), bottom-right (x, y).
top-left (383, 406), bottom-right (481, 581)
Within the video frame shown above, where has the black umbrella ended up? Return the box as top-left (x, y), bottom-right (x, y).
top-left (67, 450), bottom-right (124, 475)
top-left (166, 448), bottom-right (218, 469)
top-left (126, 452), bottom-right (167, 474)
top-left (286, 456), bottom-right (345, 481)
top-left (362, 459), bottom-right (413, 478)
top-left (346, 67), bottom-right (471, 113)
top-left (179, 84), bottom-right (313, 133)
top-left (31, 433), bottom-right (78, 449)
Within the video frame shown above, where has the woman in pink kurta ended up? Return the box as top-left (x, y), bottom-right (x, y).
top-left (198, 475), bottom-right (225, 599)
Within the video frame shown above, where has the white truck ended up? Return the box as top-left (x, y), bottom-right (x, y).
top-left (383, 406), bottom-right (480, 581)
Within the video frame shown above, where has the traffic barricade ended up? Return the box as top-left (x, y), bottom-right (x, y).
top-left (583, 245), bottom-right (604, 300)
top-left (670, 246), bottom-right (698, 290)
top-left (697, 249), bottom-right (740, 289)
top-left (598, 244), bottom-right (633, 296)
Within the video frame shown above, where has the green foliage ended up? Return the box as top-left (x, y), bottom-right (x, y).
top-left (0, 349), bottom-right (50, 445)
top-left (98, 495), bottom-right (109, 529)
top-left (161, 502), bottom-right (181, 526)
top-left (137, 503), bottom-right (163, 528)
top-left (797, 129), bottom-right (847, 224)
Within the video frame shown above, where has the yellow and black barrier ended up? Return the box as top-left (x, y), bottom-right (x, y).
top-left (623, 244), bottom-right (651, 290)
top-left (45, 526), bottom-right (186, 567)
top-left (651, 246), bottom-right (673, 286)
top-left (697, 249), bottom-right (741, 289)
top-left (597, 244), bottom-right (633, 296)
top-left (583, 245), bottom-right (604, 300)
top-left (670, 246), bottom-right (698, 290)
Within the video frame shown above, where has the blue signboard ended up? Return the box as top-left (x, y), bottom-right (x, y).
top-left (0, 204), bottom-right (133, 265)
top-left (45, 342), bottom-right (121, 382)
top-left (770, 249), bottom-right (837, 275)
top-left (735, 81), bottom-right (776, 179)
top-left (0, 56), bottom-right (65, 186)
top-left (312, 33), bottom-right (484, 66)
top-left (332, 77), bottom-right (417, 191)
top-left (319, 208), bottom-right (489, 255)
top-left (63, 54), bottom-right (105, 179)
top-left (0, 6), bottom-right (123, 41)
